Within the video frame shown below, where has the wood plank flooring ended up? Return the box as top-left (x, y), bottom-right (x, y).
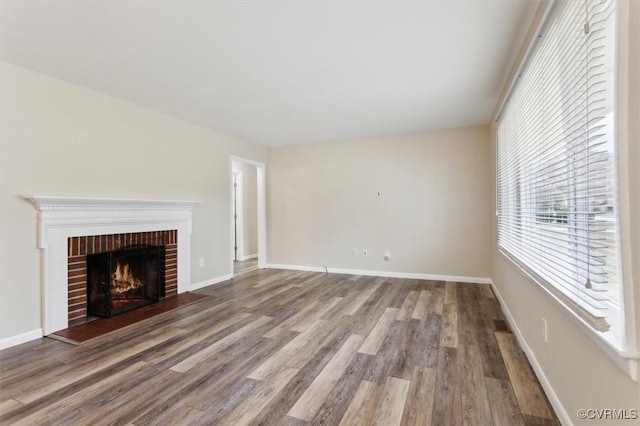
top-left (234, 258), bottom-right (259, 275)
top-left (0, 268), bottom-right (559, 425)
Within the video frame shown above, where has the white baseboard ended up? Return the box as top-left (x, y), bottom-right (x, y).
top-left (265, 263), bottom-right (491, 284)
top-left (489, 280), bottom-right (572, 426)
top-left (0, 328), bottom-right (43, 350)
top-left (239, 253), bottom-right (258, 261)
top-left (189, 274), bottom-right (233, 291)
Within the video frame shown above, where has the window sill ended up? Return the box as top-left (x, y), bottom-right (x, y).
top-left (498, 249), bottom-right (639, 382)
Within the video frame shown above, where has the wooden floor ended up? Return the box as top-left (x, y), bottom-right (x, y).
top-left (234, 258), bottom-right (259, 275)
top-left (0, 268), bottom-right (558, 425)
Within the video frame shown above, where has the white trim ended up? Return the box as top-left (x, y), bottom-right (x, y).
top-left (232, 170), bottom-right (244, 262)
top-left (256, 164), bottom-right (266, 269)
top-left (230, 165), bottom-right (236, 273)
top-left (229, 156), bottom-right (264, 168)
top-left (24, 195), bottom-right (201, 335)
top-left (0, 329), bottom-right (43, 350)
top-left (189, 274), bottom-right (233, 291)
top-left (24, 195), bottom-right (200, 211)
top-left (265, 263), bottom-right (491, 284)
top-left (489, 280), bottom-right (573, 426)
top-left (615, 0), bottom-right (639, 377)
top-left (229, 156), bottom-right (267, 273)
top-left (239, 253), bottom-right (258, 261)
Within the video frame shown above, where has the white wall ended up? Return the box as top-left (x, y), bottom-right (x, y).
top-left (0, 61), bottom-right (266, 342)
top-left (490, 1), bottom-right (640, 424)
top-left (266, 126), bottom-right (492, 280)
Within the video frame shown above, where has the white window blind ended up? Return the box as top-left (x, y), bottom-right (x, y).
top-left (497, 0), bottom-right (619, 332)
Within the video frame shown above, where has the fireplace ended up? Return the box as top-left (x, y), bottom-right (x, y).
top-left (24, 196), bottom-right (199, 335)
top-left (87, 245), bottom-right (164, 317)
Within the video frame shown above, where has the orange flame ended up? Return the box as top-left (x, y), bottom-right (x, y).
top-left (112, 261), bottom-right (142, 294)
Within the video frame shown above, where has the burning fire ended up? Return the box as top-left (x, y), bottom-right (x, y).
top-left (112, 261), bottom-right (143, 294)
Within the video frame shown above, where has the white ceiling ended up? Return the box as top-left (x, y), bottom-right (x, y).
top-left (0, 0), bottom-right (538, 147)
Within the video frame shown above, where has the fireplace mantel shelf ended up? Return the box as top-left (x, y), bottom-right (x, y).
top-left (24, 195), bottom-right (202, 211)
top-left (24, 195), bottom-right (201, 335)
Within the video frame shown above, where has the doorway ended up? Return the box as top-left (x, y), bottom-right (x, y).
top-left (230, 157), bottom-right (266, 276)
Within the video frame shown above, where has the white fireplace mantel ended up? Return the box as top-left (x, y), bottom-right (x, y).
top-left (24, 195), bottom-right (202, 335)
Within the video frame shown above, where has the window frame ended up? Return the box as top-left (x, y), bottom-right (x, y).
top-left (494, 0), bottom-right (639, 380)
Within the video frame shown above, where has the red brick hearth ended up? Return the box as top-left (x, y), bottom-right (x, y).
top-left (67, 230), bottom-right (177, 326)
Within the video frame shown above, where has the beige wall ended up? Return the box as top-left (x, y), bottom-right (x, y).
top-left (490, 1), bottom-right (640, 424)
top-left (266, 126), bottom-right (492, 279)
top-left (0, 61), bottom-right (266, 341)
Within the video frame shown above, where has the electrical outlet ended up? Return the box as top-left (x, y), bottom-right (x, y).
top-left (362, 249), bottom-right (368, 257)
top-left (199, 257), bottom-right (205, 268)
top-left (352, 248), bottom-right (359, 256)
top-left (542, 318), bottom-right (548, 343)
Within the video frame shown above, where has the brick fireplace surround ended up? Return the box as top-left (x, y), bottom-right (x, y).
top-left (67, 230), bottom-right (178, 326)
top-left (25, 196), bottom-right (200, 335)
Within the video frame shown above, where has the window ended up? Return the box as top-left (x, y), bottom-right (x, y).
top-left (496, 1), bottom-right (621, 340)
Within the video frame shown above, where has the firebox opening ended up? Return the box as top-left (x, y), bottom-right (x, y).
top-left (87, 245), bottom-right (164, 317)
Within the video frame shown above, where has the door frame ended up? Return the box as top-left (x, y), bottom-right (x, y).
top-left (230, 156), bottom-right (267, 274)
top-left (232, 170), bottom-right (243, 262)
